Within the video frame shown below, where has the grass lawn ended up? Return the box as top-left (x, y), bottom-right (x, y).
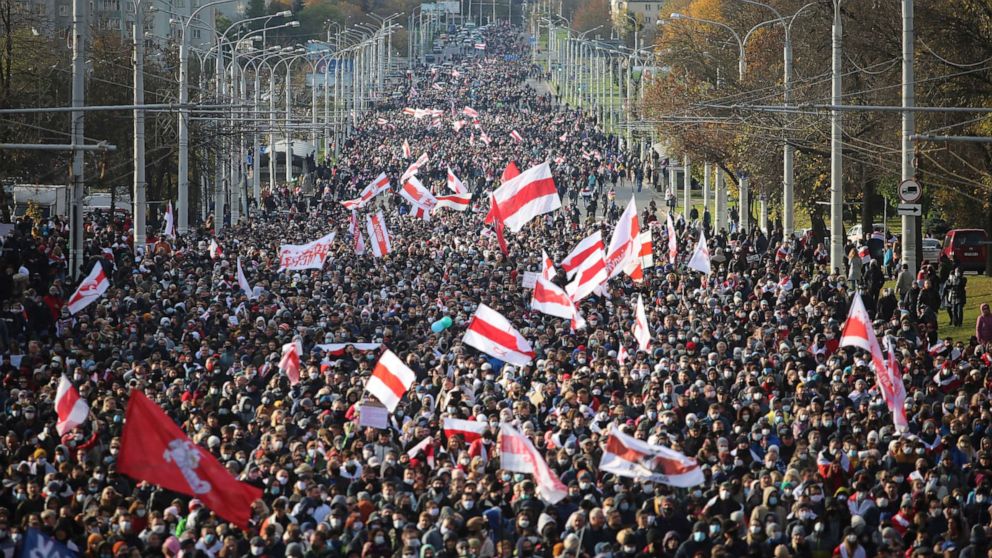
top-left (940, 273), bottom-right (992, 342)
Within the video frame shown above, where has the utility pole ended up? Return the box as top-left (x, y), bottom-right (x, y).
top-left (177, 24), bottom-right (189, 234)
top-left (69, 0), bottom-right (86, 279)
top-left (901, 0), bottom-right (918, 274)
top-left (829, 0), bottom-right (844, 273)
top-left (133, 0), bottom-right (147, 249)
top-left (782, 31), bottom-right (794, 237)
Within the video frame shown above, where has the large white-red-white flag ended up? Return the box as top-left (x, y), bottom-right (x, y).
top-left (434, 193), bottom-right (472, 212)
top-left (562, 231), bottom-right (608, 301)
top-left (366, 211), bottom-right (392, 258)
top-left (509, 130), bottom-right (524, 143)
top-left (399, 176), bottom-right (438, 215)
top-left (605, 197), bottom-right (640, 279)
top-left (55, 374), bottom-right (89, 435)
top-left (666, 213), bottom-right (678, 263)
top-left (633, 294), bottom-right (651, 352)
top-left (462, 304), bottom-right (535, 365)
top-left (840, 292), bottom-right (906, 429)
top-left (599, 425), bottom-right (705, 487)
top-left (499, 423), bottom-right (568, 503)
top-left (366, 349), bottom-right (416, 412)
top-left (462, 106), bottom-right (479, 118)
top-left (491, 162), bottom-right (560, 232)
top-left (341, 172), bottom-right (390, 210)
top-left (280, 340), bottom-right (303, 385)
top-left (67, 264), bottom-right (110, 315)
top-left (447, 167), bottom-right (468, 194)
top-left (687, 229), bottom-right (711, 275)
top-left (531, 250), bottom-right (582, 324)
top-left (443, 417), bottom-right (487, 443)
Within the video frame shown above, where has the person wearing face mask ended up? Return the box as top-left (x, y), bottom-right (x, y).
top-left (194, 526), bottom-right (223, 557)
top-left (674, 521), bottom-right (712, 558)
top-left (834, 526), bottom-right (866, 558)
top-left (702, 481), bottom-right (744, 520)
top-left (749, 487), bottom-right (787, 530)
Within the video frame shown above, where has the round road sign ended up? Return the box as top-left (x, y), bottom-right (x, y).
top-left (898, 179), bottom-right (921, 203)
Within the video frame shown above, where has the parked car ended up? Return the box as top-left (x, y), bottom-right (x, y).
top-left (847, 223), bottom-right (886, 244)
top-left (922, 237), bottom-right (941, 264)
top-left (942, 228), bottom-right (989, 273)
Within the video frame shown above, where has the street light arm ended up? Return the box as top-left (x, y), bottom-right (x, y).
top-left (670, 13), bottom-right (742, 51)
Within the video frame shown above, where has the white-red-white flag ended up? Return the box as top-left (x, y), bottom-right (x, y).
top-left (349, 210), bottom-right (366, 255)
top-left (163, 201), bottom-right (175, 237)
top-left (208, 238), bottom-right (223, 260)
top-left (67, 264), bottom-right (110, 315)
top-left (666, 213), bottom-right (678, 263)
top-left (687, 229), bottom-right (711, 275)
top-left (341, 172), bottom-right (391, 210)
top-left (531, 251), bottom-right (581, 322)
top-left (279, 340), bottom-right (303, 386)
top-left (491, 162), bottom-right (560, 232)
top-left (401, 153), bottom-right (429, 184)
top-left (55, 374), bottom-right (89, 435)
top-left (882, 337), bottom-right (909, 432)
top-left (840, 292), bottom-right (890, 392)
top-left (407, 436), bottom-right (435, 468)
top-left (638, 230), bottom-right (654, 270)
top-left (434, 193), bottom-right (473, 212)
top-left (236, 257), bottom-right (254, 299)
top-left (564, 232), bottom-right (609, 302)
top-left (402, 139), bottom-right (411, 159)
top-left (509, 130), bottom-right (524, 143)
top-left (625, 229), bottom-right (652, 282)
top-left (605, 197), bottom-right (640, 279)
top-left (453, 119), bottom-right (466, 132)
top-left (501, 161), bottom-right (521, 184)
top-left (462, 304), bottom-right (535, 366)
top-left (499, 423), bottom-right (567, 503)
top-left (366, 349), bottom-right (416, 412)
top-left (462, 106), bottom-right (479, 118)
top-left (633, 294), bottom-right (651, 352)
top-left (399, 176), bottom-right (438, 216)
top-left (447, 167), bottom-right (468, 194)
top-left (366, 211), bottom-right (392, 258)
top-left (617, 344), bottom-right (629, 366)
top-left (474, 43), bottom-right (486, 50)
top-left (479, 131), bottom-right (492, 146)
top-left (443, 417), bottom-right (487, 443)
top-left (599, 425), bottom-right (705, 487)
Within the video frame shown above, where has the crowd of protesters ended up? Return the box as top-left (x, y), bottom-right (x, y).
top-left (1, 21), bottom-right (992, 558)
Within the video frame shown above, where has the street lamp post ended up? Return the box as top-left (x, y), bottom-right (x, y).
top-left (830, 0), bottom-right (844, 272)
top-left (734, 0), bottom-right (817, 237)
top-left (176, 0), bottom-right (237, 234)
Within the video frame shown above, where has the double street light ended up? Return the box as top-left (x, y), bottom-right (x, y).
top-left (668, 1), bottom-right (815, 236)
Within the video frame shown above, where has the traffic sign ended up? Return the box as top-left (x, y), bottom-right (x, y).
top-left (898, 178), bottom-right (921, 203)
top-left (897, 203), bottom-right (922, 216)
